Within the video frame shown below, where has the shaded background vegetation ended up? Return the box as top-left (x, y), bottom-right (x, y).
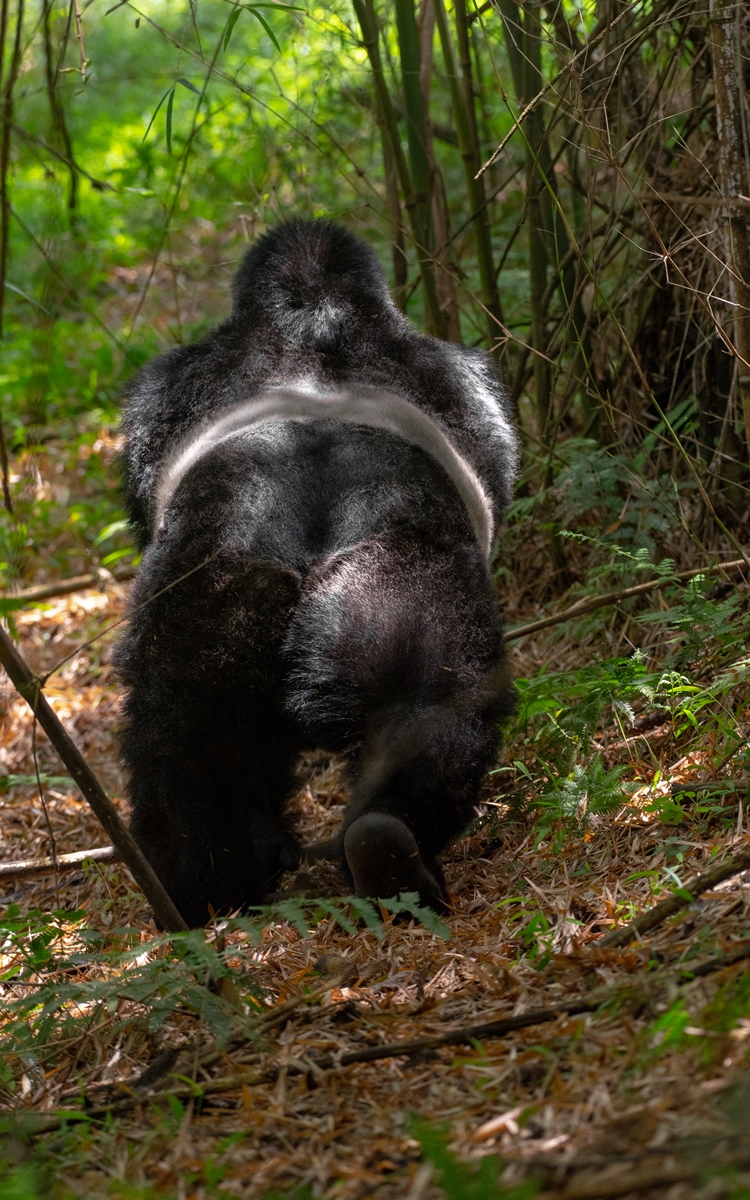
top-left (1, 0), bottom-right (749, 595)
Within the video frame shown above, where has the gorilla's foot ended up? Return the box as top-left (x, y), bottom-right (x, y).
top-left (301, 835), bottom-right (342, 863)
top-left (343, 813), bottom-right (447, 912)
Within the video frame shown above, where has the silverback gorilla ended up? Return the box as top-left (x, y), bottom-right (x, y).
top-left (114, 219), bottom-right (518, 926)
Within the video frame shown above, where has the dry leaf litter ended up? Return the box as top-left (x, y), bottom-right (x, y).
top-left (1, 583), bottom-right (749, 1199)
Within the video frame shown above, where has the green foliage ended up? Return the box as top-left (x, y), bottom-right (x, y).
top-left (411, 1120), bottom-right (538, 1200)
top-left (641, 999), bottom-right (692, 1064)
top-left (641, 575), bottom-right (747, 663)
top-left (699, 970), bottom-right (750, 1048)
top-left (511, 654), bottom-right (654, 830)
top-left (515, 652), bottom-right (654, 766)
top-left (494, 897), bottom-right (557, 968)
top-left (0, 775), bottom-right (73, 794)
top-left (0, 1161), bottom-right (45, 1200)
top-left (0, 893), bottom-right (448, 1101)
top-left (640, 971), bottom-right (750, 1072)
top-left (549, 441), bottom-right (679, 558)
top-left (539, 755), bottom-right (629, 824)
top-left (142, 78), bottom-right (202, 156)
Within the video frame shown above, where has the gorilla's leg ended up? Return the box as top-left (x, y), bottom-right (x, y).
top-left (115, 552), bottom-right (303, 926)
top-left (285, 535), bottom-right (513, 909)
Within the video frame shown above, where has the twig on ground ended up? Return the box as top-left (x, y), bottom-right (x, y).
top-left (253, 969), bottom-right (356, 1033)
top-left (19, 934), bottom-right (750, 1134)
top-left (677, 937), bottom-right (750, 979)
top-left (505, 557), bottom-right (747, 642)
top-left (600, 850), bottom-right (750, 948)
top-left (534, 1149), bottom-right (750, 1200)
top-left (0, 845), bottom-right (119, 880)
top-left (0, 625), bottom-right (187, 932)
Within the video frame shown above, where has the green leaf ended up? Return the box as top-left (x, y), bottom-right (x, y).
top-left (94, 518), bottom-right (129, 546)
top-left (4, 283), bottom-right (51, 315)
top-left (142, 85), bottom-right (174, 146)
top-left (248, 8), bottom-right (282, 52)
top-left (175, 77), bottom-right (201, 96)
top-left (224, 8), bottom-right (243, 49)
top-left (165, 85), bottom-right (175, 155)
top-left (165, 1093), bottom-right (186, 1122)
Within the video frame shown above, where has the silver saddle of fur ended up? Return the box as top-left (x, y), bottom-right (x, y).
top-left (152, 383), bottom-right (496, 559)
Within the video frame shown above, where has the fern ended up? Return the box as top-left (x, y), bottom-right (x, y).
top-left (641, 573), bottom-right (747, 663)
top-left (539, 755), bottom-right (629, 824)
top-left (0, 893), bottom-right (449, 1098)
top-left (513, 653), bottom-right (655, 774)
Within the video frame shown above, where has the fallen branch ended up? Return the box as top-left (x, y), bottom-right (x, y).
top-left (0, 625), bottom-right (187, 932)
top-left (505, 557), bottom-right (747, 643)
top-left (22, 998), bottom-right (600, 1133)
top-left (535, 1149), bottom-right (750, 1200)
top-left (3, 563), bottom-right (136, 608)
top-left (0, 845), bottom-right (119, 881)
top-left (600, 850), bottom-right (750, 948)
top-left (678, 936), bottom-right (750, 979)
top-left (17, 935), bottom-right (750, 1134)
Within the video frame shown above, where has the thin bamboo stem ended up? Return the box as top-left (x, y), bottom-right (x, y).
top-left (393, 0), bottom-right (445, 335)
top-left (351, 0), bottom-right (443, 334)
top-left (433, 0), bottom-right (503, 353)
top-left (504, 556), bottom-right (748, 642)
top-left (0, 0), bottom-right (22, 513)
top-left (0, 625), bottom-right (188, 932)
top-left (710, 0), bottom-right (750, 460)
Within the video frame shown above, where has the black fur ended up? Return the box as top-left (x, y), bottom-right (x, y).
top-left (115, 219), bottom-right (517, 926)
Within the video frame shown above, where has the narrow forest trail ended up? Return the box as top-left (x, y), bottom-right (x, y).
top-left (1, 585), bottom-right (749, 1199)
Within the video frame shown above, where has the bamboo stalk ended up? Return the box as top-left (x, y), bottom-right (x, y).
top-left (0, 846), bottom-right (119, 881)
top-left (600, 850), bottom-right (750, 949)
top-left (419, 0), bottom-right (462, 341)
top-left (433, 0), bottom-right (503, 352)
top-left (2, 563), bottom-right (136, 607)
top-left (351, 0), bottom-right (443, 335)
top-left (523, 5), bottom-right (552, 438)
top-left (0, 0), bottom-right (23, 514)
top-left (504, 556), bottom-right (748, 642)
top-left (710, 0), bottom-right (750, 459)
top-left (495, 0), bottom-right (592, 430)
top-left (393, 0), bottom-right (445, 336)
top-left (381, 129), bottom-right (408, 309)
top-left (0, 625), bottom-right (188, 932)
top-left (494, 1), bottom-right (550, 431)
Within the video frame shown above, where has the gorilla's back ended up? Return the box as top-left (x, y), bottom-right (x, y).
top-left (120, 220), bottom-right (517, 552)
top-left (155, 417), bottom-right (477, 572)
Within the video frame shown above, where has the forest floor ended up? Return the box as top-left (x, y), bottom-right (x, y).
top-left (1, 570), bottom-right (749, 1200)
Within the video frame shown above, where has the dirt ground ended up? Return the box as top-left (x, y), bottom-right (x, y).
top-left (1, 583), bottom-right (749, 1198)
